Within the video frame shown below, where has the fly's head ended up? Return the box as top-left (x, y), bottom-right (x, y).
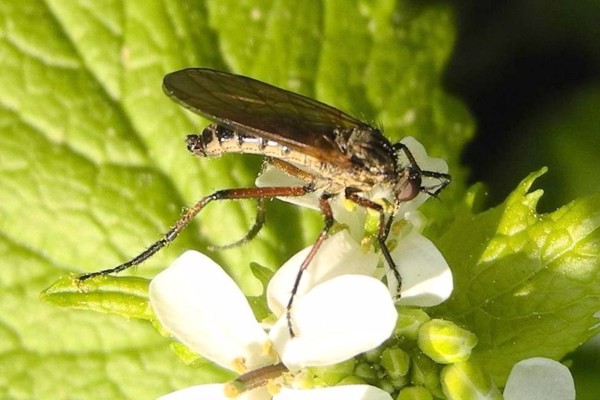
top-left (392, 167), bottom-right (422, 205)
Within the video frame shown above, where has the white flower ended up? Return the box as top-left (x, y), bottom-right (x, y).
top-left (258, 137), bottom-right (453, 309)
top-left (150, 137), bottom-right (453, 399)
top-left (504, 358), bottom-right (575, 400)
top-left (149, 250), bottom-right (397, 399)
top-left (267, 228), bottom-right (452, 319)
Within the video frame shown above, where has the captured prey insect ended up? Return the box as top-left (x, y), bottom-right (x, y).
top-left (79, 68), bottom-right (451, 335)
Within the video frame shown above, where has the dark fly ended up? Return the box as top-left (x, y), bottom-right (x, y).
top-left (79, 68), bottom-right (450, 336)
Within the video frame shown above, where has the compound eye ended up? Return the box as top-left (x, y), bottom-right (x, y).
top-left (396, 172), bottom-right (422, 202)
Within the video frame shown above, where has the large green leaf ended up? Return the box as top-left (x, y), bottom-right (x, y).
top-left (434, 170), bottom-right (600, 385)
top-left (0, 1), bottom-right (470, 398)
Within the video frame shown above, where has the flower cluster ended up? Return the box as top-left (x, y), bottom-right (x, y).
top-left (148, 137), bottom-right (575, 399)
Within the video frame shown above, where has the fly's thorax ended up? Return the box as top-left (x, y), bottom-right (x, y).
top-left (334, 125), bottom-right (397, 177)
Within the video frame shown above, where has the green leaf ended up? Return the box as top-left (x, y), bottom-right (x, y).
top-left (41, 275), bottom-right (153, 320)
top-left (433, 169), bottom-right (600, 384)
top-left (1, 1), bottom-right (470, 399)
top-left (247, 262), bottom-right (274, 321)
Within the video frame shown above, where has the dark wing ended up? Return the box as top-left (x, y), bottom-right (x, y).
top-left (163, 68), bottom-right (366, 168)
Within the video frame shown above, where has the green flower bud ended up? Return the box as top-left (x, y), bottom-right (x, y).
top-left (378, 378), bottom-right (395, 394)
top-left (411, 352), bottom-right (442, 396)
top-left (337, 375), bottom-right (366, 385)
top-left (397, 386), bottom-right (433, 400)
top-left (381, 347), bottom-right (411, 379)
top-left (441, 361), bottom-right (502, 400)
top-left (354, 362), bottom-right (378, 384)
top-left (394, 307), bottom-right (431, 340)
top-left (418, 319), bottom-right (477, 363)
top-left (390, 375), bottom-right (410, 391)
top-left (363, 347), bottom-right (384, 363)
top-left (310, 358), bottom-right (356, 386)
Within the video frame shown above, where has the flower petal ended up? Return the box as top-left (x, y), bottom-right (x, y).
top-left (149, 251), bottom-right (274, 371)
top-left (388, 232), bottom-right (453, 306)
top-left (274, 385), bottom-right (393, 400)
top-left (503, 358), bottom-right (575, 400)
top-left (399, 137), bottom-right (448, 173)
top-left (269, 275), bottom-right (397, 370)
top-left (267, 231), bottom-right (379, 316)
top-left (158, 384), bottom-right (269, 400)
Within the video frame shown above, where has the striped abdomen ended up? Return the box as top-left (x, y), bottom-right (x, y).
top-left (187, 124), bottom-right (317, 167)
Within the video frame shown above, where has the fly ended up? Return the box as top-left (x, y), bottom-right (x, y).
top-left (79, 68), bottom-right (451, 336)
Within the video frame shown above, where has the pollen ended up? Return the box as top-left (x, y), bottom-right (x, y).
top-left (232, 357), bottom-right (248, 374)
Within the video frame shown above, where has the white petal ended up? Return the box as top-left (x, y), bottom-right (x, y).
top-left (149, 251), bottom-right (274, 371)
top-left (503, 358), bottom-right (575, 400)
top-left (388, 233), bottom-right (453, 307)
top-left (399, 137), bottom-right (448, 174)
top-left (400, 210), bottom-right (427, 233)
top-left (255, 164), bottom-right (323, 210)
top-left (274, 385), bottom-right (393, 400)
top-left (269, 275), bottom-right (397, 370)
top-left (267, 231), bottom-right (379, 316)
top-left (158, 384), bottom-right (269, 400)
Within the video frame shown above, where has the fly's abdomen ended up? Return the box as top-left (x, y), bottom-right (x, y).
top-left (187, 124), bottom-right (295, 158)
top-left (187, 124), bottom-right (317, 168)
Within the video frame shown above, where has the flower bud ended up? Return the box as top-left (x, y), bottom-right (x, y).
top-left (381, 347), bottom-right (410, 379)
top-left (418, 319), bottom-right (477, 363)
top-left (441, 361), bottom-right (502, 400)
top-left (397, 386), bottom-right (434, 400)
top-left (394, 308), bottom-right (430, 340)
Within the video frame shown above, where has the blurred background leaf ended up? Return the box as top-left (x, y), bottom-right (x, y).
top-left (448, 0), bottom-right (600, 211)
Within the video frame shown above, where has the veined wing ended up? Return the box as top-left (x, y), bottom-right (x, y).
top-left (163, 68), bottom-right (368, 168)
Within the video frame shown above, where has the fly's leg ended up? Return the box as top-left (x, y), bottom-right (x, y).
top-left (207, 198), bottom-right (267, 251)
top-left (78, 185), bottom-right (315, 281)
top-left (345, 188), bottom-right (402, 297)
top-left (286, 193), bottom-right (334, 337)
top-left (206, 157), bottom-right (318, 252)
